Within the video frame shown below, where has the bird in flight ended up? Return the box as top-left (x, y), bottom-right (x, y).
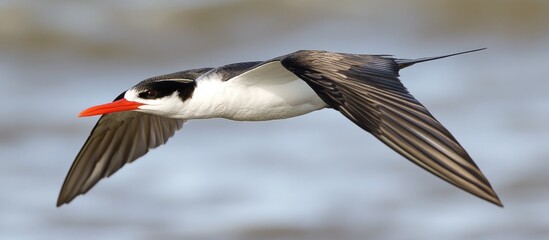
top-left (57, 49), bottom-right (502, 207)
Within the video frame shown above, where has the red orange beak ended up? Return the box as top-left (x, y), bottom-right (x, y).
top-left (78, 98), bottom-right (144, 117)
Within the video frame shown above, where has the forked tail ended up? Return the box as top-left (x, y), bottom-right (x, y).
top-left (396, 48), bottom-right (486, 69)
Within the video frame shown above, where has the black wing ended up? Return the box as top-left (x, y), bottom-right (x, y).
top-left (280, 50), bottom-right (502, 206)
top-left (57, 110), bottom-right (184, 206)
top-left (57, 68), bottom-right (214, 206)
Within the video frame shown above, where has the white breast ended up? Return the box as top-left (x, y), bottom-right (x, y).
top-left (175, 61), bottom-right (327, 121)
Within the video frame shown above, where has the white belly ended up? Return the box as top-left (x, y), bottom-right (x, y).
top-left (190, 76), bottom-right (327, 121)
top-left (221, 77), bottom-right (327, 121)
top-left (177, 63), bottom-right (328, 121)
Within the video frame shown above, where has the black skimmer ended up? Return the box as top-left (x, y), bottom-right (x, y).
top-left (57, 49), bottom-right (502, 207)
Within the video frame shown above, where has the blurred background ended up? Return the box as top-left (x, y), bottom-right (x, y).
top-left (1, 0), bottom-right (548, 239)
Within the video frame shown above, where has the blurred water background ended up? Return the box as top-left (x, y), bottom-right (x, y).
top-left (1, 0), bottom-right (549, 239)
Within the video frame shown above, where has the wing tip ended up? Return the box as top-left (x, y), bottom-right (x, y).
top-left (56, 187), bottom-right (79, 207)
top-left (492, 198), bottom-right (504, 208)
top-left (56, 195), bottom-right (70, 207)
top-left (482, 190), bottom-right (504, 207)
top-left (56, 200), bottom-right (65, 207)
top-left (482, 183), bottom-right (504, 207)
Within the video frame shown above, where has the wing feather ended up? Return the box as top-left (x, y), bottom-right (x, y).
top-left (57, 111), bottom-right (184, 206)
top-left (280, 50), bottom-right (502, 206)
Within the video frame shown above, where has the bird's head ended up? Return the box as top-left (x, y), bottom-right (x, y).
top-left (78, 79), bottom-right (196, 118)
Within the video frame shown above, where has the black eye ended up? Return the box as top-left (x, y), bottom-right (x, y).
top-left (147, 90), bottom-right (157, 98)
top-left (140, 89), bottom-right (157, 99)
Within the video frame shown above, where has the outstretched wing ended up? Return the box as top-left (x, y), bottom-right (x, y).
top-left (57, 110), bottom-right (184, 206)
top-left (280, 50), bottom-right (502, 206)
top-left (58, 68), bottom-right (212, 206)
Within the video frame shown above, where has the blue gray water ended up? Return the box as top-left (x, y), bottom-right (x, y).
top-left (1, 1), bottom-right (549, 239)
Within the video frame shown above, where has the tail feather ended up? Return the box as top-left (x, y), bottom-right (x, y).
top-left (396, 48), bottom-right (486, 69)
